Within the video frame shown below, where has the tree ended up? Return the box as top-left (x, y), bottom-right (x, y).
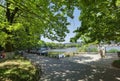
top-left (0, 0), bottom-right (75, 51)
top-left (72, 0), bottom-right (120, 44)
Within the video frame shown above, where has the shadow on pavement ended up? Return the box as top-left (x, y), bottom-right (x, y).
top-left (24, 53), bottom-right (120, 81)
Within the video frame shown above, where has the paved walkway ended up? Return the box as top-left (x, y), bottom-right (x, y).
top-left (63, 53), bottom-right (119, 69)
top-left (23, 53), bottom-right (120, 81)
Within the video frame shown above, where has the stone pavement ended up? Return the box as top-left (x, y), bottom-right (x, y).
top-left (23, 53), bottom-right (120, 81)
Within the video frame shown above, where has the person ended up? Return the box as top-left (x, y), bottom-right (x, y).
top-left (97, 45), bottom-right (105, 58)
top-left (101, 46), bottom-right (106, 58)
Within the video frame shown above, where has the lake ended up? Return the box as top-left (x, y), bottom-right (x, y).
top-left (48, 47), bottom-right (78, 52)
top-left (105, 46), bottom-right (120, 51)
top-left (48, 46), bottom-right (120, 53)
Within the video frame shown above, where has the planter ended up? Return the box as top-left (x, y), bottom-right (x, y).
top-left (117, 52), bottom-right (120, 57)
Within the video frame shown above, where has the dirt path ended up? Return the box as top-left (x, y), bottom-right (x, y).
top-left (24, 53), bottom-right (120, 81)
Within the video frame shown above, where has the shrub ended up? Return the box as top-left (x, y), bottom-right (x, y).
top-left (66, 54), bottom-right (70, 57)
top-left (79, 46), bottom-right (98, 52)
top-left (112, 60), bottom-right (120, 68)
top-left (88, 47), bottom-right (98, 52)
top-left (107, 49), bottom-right (119, 53)
top-left (48, 52), bottom-right (60, 58)
top-left (78, 45), bottom-right (88, 52)
top-left (0, 54), bottom-right (41, 81)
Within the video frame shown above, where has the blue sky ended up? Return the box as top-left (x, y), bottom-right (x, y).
top-left (42, 8), bottom-right (81, 43)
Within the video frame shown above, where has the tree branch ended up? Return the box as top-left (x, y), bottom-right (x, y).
top-left (0, 4), bottom-right (6, 8)
top-left (10, 7), bottom-right (19, 23)
top-left (6, 2), bottom-right (11, 22)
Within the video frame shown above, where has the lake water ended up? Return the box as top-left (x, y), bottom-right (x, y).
top-left (48, 46), bottom-right (120, 53)
top-left (105, 46), bottom-right (120, 51)
top-left (48, 47), bottom-right (78, 52)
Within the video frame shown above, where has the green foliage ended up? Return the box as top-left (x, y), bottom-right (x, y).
top-left (78, 45), bottom-right (88, 52)
top-left (66, 54), bottom-right (70, 57)
top-left (107, 49), bottom-right (119, 53)
top-left (0, 32), bottom-right (8, 47)
top-left (64, 43), bottom-right (81, 48)
top-left (88, 47), bottom-right (98, 52)
top-left (0, 54), bottom-right (39, 81)
top-left (48, 51), bottom-right (66, 58)
top-left (78, 43), bottom-right (98, 52)
top-left (45, 42), bottom-right (65, 49)
top-left (3, 0), bottom-right (120, 51)
top-left (112, 60), bottom-right (120, 68)
top-left (0, 0), bottom-right (75, 51)
top-left (48, 51), bottom-right (74, 58)
top-left (45, 42), bottom-right (80, 49)
top-left (48, 52), bottom-right (59, 58)
top-left (72, 0), bottom-right (120, 43)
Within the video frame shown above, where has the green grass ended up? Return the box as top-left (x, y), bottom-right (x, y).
top-left (0, 53), bottom-right (39, 81)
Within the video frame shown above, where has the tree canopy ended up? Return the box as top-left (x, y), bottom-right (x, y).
top-left (1, 0), bottom-right (120, 51)
top-left (72, 0), bottom-right (120, 44)
top-left (0, 0), bottom-right (75, 51)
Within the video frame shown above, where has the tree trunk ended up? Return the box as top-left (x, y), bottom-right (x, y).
top-left (4, 2), bottom-right (18, 52)
top-left (5, 42), bottom-right (13, 52)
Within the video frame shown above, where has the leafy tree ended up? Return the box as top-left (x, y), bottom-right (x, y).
top-left (0, 0), bottom-right (75, 51)
top-left (72, 0), bottom-right (120, 44)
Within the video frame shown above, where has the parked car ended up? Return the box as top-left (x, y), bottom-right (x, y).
top-left (36, 47), bottom-right (48, 56)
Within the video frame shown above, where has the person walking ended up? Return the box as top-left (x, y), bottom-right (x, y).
top-left (98, 45), bottom-right (106, 58)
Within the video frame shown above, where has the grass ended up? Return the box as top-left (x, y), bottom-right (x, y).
top-left (0, 53), bottom-right (39, 81)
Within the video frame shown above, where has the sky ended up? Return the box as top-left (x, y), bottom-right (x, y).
top-left (42, 8), bottom-right (81, 43)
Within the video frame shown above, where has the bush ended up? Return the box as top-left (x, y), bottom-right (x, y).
top-left (48, 52), bottom-right (60, 58)
top-left (78, 45), bottom-right (88, 52)
top-left (0, 54), bottom-right (40, 81)
top-left (66, 54), bottom-right (70, 57)
top-left (65, 53), bottom-right (74, 57)
top-left (112, 60), bottom-right (120, 68)
top-left (79, 46), bottom-right (98, 52)
top-left (88, 48), bottom-right (98, 52)
top-left (107, 49), bottom-right (119, 53)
